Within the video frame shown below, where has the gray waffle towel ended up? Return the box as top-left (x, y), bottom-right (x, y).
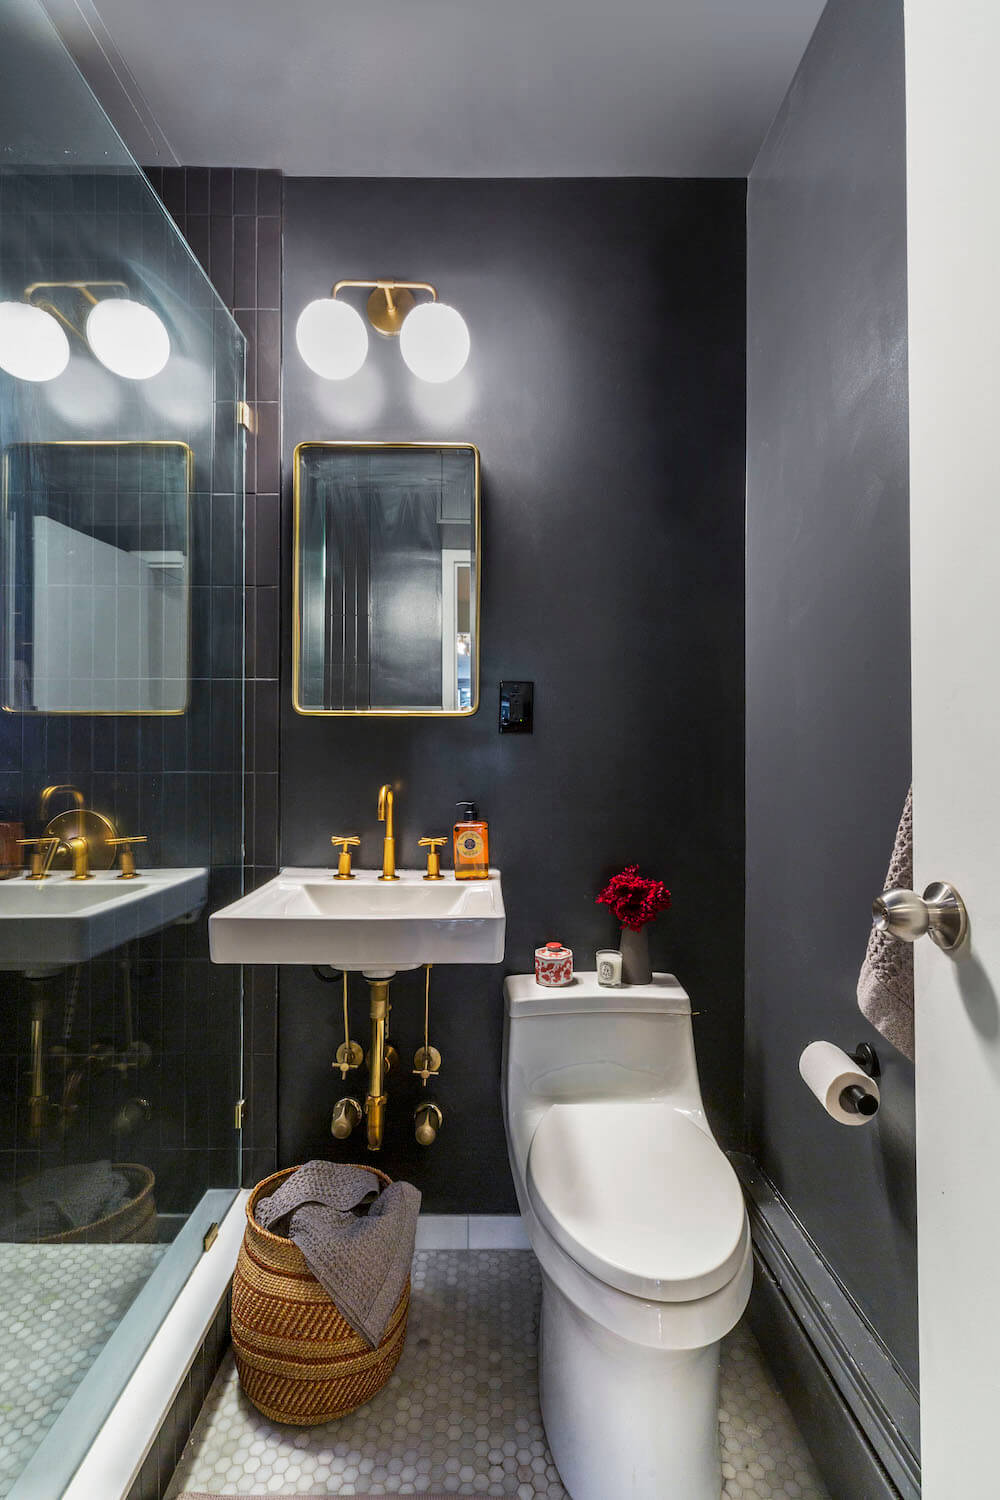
top-left (857, 788), bottom-right (914, 1060)
top-left (255, 1161), bottom-right (421, 1347)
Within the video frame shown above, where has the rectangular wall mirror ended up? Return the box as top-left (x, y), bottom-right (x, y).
top-left (2, 441), bottom-right (191, 714)
top-left (294, 441), bottom-right (480, 715)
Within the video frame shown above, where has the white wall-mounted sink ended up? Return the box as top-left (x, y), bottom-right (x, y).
top-left (0, 867), bottom-right (209, 972)
top-left (209, 867), bottom-right (505, 973)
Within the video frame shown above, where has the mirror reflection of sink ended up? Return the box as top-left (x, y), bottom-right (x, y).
top-left (0, 868), bottom-right (209, 971)
top-left (209, 867), bottom-right (505, 973)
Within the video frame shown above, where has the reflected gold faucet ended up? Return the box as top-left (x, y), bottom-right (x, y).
top-left (377, 784), bottom-right (399, 881)
top-left (39, 784), bottom-right (85, 822)
top-left (64, 835), bottom-right (91, 880)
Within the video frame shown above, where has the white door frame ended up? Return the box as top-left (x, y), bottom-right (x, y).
top-left (905, 1), bottom-right (1000, 1491)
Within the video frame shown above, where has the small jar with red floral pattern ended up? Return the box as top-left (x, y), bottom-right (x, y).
top-left (534, 941), bottom-right (573, 987)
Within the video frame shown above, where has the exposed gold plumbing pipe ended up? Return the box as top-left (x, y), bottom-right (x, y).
top-left (365, 977), bottom-right (391, 1149)
top-left (39, 784), bottom-right (85, 821)
top-left (27, 983), bottom-right (47, 1139)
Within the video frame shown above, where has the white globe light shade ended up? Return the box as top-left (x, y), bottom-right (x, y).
top-left (399, 302), bottom-right (470, 383)
top-left (0, 302), bottom-right (70, 382)
top-left (85, 298), bottom-right (170, 380)
top-left (296, 297), bottom-right (368, 379)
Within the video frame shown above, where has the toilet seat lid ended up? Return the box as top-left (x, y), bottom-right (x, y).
top-left (526, 1101), bottom-right (747, 1303)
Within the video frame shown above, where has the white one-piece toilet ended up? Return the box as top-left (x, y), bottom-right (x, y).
top-left (502, 970), bottom-right (752, 1500)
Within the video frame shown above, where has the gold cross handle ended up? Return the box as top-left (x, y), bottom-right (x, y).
top-left (418, 835), bottom-right (447, 881)
top-left (107, 835), bottom-right (148, 880)
top-left (331, 835), bottom-right (361, 879)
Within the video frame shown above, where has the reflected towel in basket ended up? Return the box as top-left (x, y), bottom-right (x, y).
top-left (255, 1160), bottom-right (420, 1347)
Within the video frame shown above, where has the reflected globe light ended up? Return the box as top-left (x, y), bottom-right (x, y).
top-left (0, 301), bottom-right (70, 382)
top-left (296, 298), bottom-right (368, 379)
top-left (399, 302), bottom-right (470, 383)
top-left (85, 298), bottom-right (171, 380)
top-left (45, 352), bottom-right (121, 426)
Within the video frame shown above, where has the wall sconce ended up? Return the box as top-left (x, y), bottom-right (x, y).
top-left (0, 281), bottom-right (170, 383)
top-left (296, 278), bottom-right (470, 384)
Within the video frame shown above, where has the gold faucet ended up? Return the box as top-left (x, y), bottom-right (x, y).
top-left (39, 784), bottom-right (85, 821)
top-left (377, 784), bottom-right (399, 881)
top-left (64, 835), bottom-right (91, 880)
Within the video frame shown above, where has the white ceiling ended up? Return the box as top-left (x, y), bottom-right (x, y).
top-left (48, 0), bottom-right (826, 177)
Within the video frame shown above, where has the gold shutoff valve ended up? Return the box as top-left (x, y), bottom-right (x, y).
top-left (331, 1097), bottom-right (362, 1139)
top-left (413, 964), bottom-right (443, 1146)
top-left (334, 972), bottom-right (364, 1079)
top-left (415, 1101), bottom-right (443, 1146)
top-left (331, 835), bottom-right (360, 879)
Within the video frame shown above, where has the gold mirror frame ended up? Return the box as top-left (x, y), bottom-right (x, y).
top-left (292, 440), bottom-right (481, 717)
top-left (1, 440), bottom-right (193, 716)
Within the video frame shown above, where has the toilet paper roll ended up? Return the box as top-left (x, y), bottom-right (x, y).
top-left (798, 1040), bottom-right (880, 1126)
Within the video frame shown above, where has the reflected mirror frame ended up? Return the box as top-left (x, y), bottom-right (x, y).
top-left (292, 440), bottom-right (482, 717)
top-left (1, 439), bottom-right (194, 716)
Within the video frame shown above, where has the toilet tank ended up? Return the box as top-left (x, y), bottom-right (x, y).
top-left (502, 971), bottom-right (705, 1115)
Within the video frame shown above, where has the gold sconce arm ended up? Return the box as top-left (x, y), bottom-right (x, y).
top-left (331, 277), bottom-right (438, 302)
top-left (331, 279), bottom-right (438, 338)
top-left (23, 281), bottom-right (130, 347)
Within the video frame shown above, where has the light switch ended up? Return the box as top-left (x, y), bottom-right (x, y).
top-left (499, 680), bottom-right (533, 734)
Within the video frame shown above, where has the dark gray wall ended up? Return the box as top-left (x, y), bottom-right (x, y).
top-left (279, 178), bottom-right (747, 1210)
top-left (746, 0), bottom-right (916, 1384)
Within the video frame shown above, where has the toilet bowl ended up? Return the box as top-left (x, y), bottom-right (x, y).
top-left (502, 971), bottom-right (751, 1500)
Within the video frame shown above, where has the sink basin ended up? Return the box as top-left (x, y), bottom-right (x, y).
top-left (0, 867), bottom-right (209, 971)
top-left (209, 867), bottom-right (505, 972)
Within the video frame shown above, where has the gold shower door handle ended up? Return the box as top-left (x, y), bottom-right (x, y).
top-left (871, 882), bottom-right (968, 951)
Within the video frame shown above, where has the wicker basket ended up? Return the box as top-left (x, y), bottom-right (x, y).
top-left (39, 1163), bottom-right (157, 1245)
top-left (232, 1164), bottom-right (410, 1425)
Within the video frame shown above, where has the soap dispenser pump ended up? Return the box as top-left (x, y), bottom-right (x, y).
top-left (453, 801), bottom-right (489, 880)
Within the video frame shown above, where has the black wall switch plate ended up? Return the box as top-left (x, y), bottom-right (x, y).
top-left (499, 680), bottom-right (533, 734)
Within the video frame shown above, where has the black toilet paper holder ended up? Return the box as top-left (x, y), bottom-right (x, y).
top-left (849, 1042), bottom-right (880, 1079)
top-left (840, 1043), bottom-right (881, 1117)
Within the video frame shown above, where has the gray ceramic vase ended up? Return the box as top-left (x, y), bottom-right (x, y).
top-left (619, 925), bottom-right (653, 985)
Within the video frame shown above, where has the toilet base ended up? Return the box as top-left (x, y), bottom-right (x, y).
top-left (538, 1270), bottom-right (722, 1500)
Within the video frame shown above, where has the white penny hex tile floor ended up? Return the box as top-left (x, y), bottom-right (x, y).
top-left (167, 1250), bottom-right (830, 1499)
top-left (0, 1241), bottom-right (167, 1498)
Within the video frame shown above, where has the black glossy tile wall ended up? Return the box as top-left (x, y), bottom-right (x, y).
top-left (148, 166), bottom-right (281, 1183)
top-left (125, 1290), bottom-right (230, 1500)
top-left (279, 178), bottom-right (747, 1210)
top-left (0, 165), bottom-right (245, 1216)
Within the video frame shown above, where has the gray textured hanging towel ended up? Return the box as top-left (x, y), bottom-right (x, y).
top-left (857, 787), bottom-right (914, 1060)
top-left (255, 1160), bottom-right (421, 1347)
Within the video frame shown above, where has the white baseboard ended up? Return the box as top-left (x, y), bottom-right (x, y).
top-left (415, 1214), bottom-right (531, 1250)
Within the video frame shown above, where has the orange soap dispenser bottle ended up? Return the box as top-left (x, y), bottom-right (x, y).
top-left (453, 801), bottom-right (490, 879)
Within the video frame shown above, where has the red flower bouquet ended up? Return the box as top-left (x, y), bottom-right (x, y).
top-left (596, 866), bottom-right (672, 932)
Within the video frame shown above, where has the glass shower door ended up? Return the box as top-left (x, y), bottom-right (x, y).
top-left (0, 0), bottom-right (245, 1493)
